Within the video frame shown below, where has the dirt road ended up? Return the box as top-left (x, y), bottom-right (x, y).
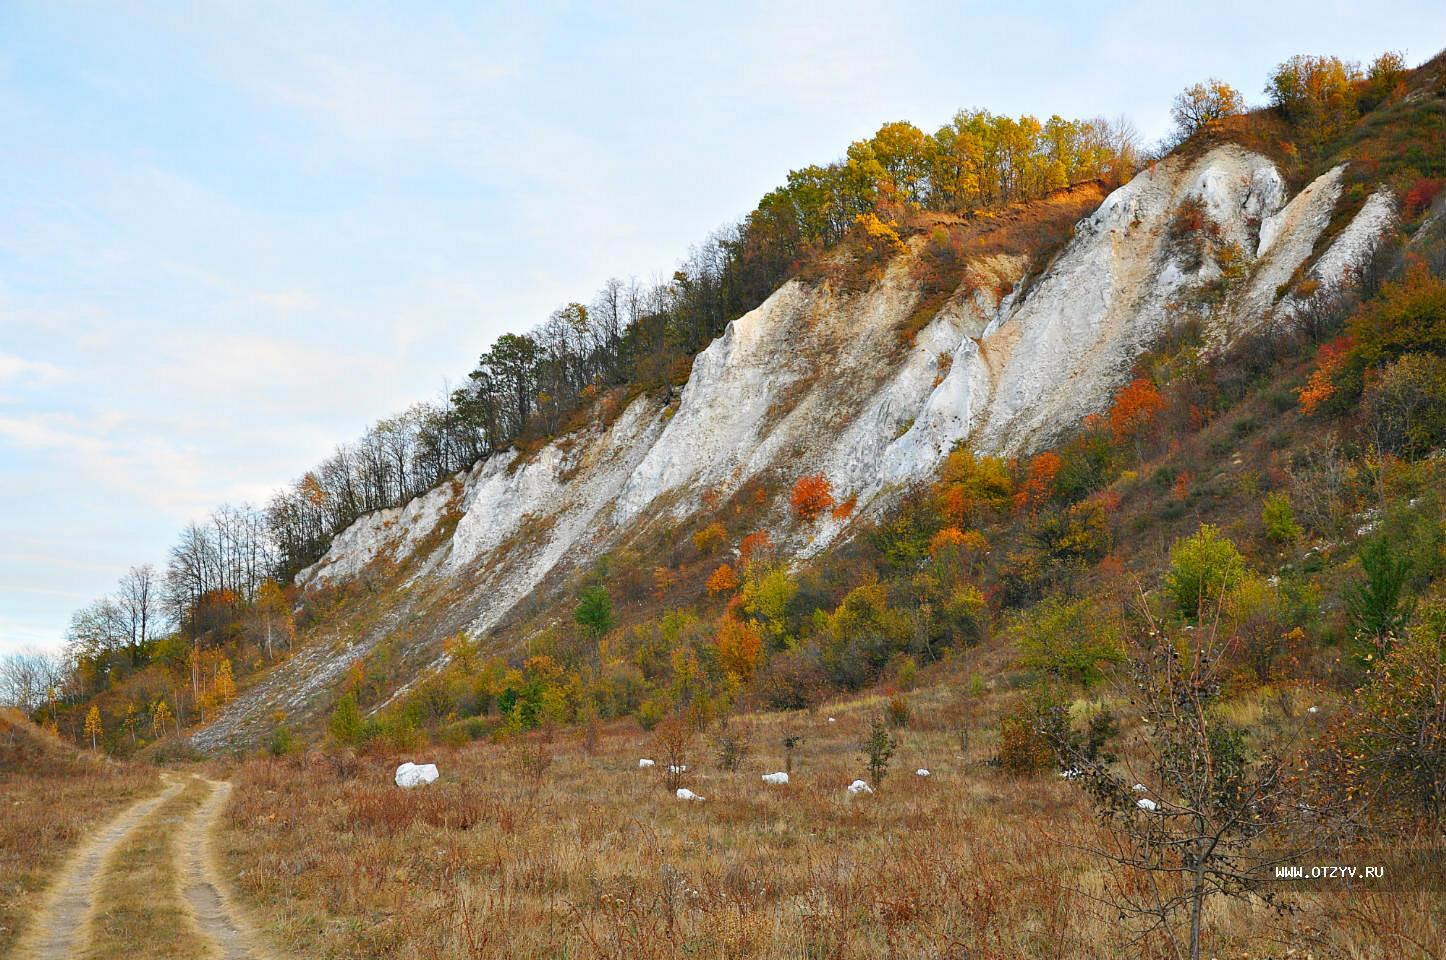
top-left (10, 776), bottom-right (277, 960)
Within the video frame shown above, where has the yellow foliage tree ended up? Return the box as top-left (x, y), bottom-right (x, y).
top-left (84, 705), bottom-right (103, 751)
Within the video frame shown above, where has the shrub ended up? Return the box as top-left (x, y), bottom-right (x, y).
top-left (1261, 492), bottom-right (1301, 544)
top-left (1165, 524), bottom-right (1247, 615)
top-left (267, 725), bottom-right (298, 757)
top-left (886, 695), bottom-right (911, 728)
top-left (790, 474), bottom-right (836, 523)
top-left (1346, 264), bottom-right (1446, 380)
top-left (1333, 600), bottom-right (1446, 820)
top-left (998, 706), bottom-right (1053, 775)
top-left (712, 721), bottom-right (751, 771)
top-left (1013, 597), bottom-right (1124, 688)
top-left (1360, 353), bottom-right (1446, 459)
top-left (328, 693), bottom-right (364, 746)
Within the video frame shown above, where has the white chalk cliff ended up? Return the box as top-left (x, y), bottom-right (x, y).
top-left (193, 144), bottom-right (1395, 748)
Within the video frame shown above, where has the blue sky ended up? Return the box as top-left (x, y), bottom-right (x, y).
top-left (2, 0), bottom-right (1441, 655)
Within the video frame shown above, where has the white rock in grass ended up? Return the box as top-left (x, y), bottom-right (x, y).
top-left (1137, 798), bottom-right (1159, 812)
top-left (676, 788), bottom-right (705, 801)
top-left (847, 779), bottom-right (873, 795)
top-left (761, 771), bottom-right (789, 785)
top-left (1132, 783), bottom-right (1147, 792)
top-left (828, 717), bottom-right (836, 723)
top-left (915, 769), bottom-right (930, 778)
top-left (638, 758), bottom-right (655, 768)
top-left (1308, 706), bottom-right (1319, 714)
top-left (395, 762), bottom-right (439, 789)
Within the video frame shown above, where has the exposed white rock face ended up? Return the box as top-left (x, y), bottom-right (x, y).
top-left (297, 472), bottom-right (464, 587)
top-left (196, 143), bottom-right (1398, 751)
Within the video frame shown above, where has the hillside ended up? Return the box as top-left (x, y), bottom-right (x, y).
top-left (195, 136), bottom-right (1395, 750)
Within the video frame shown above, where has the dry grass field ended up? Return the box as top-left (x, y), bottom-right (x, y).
top-left (213, 676), bottom-right (1445, 960)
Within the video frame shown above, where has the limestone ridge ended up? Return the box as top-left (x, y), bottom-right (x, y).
top-left (191, 144), bottom-right (1394, 750)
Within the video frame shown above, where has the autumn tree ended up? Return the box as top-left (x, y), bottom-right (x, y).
top-left (738, 530), bottom-right (773, 567)
top-left (1169, 79), bottom-right (1244, 140)
top-left (1014, 451), bottom-right (1063, 513)
top-left (707, 563), bottom-right (740, 595)
top-left (1266, 54), bottom-right (1363, 152)
top-left (151, 699), bottom-right (174, 739)
top-left (253, 579), bottom-right (294, 660)
top-left (790, 474), bottom-right (835, 523)
top-left (691, 522), bottom-right (728, 556)
top-left (1109, 377), bottom-right (1166, 458)
top-left (1165, 524), bottom-right (1246, 616)
top-left (715, 617), bottom-right (763, 681)
top-left (84, 705), bottom-right (103, 751)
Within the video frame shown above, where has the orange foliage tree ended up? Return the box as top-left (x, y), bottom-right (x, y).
top-left (707, 563), bottom-right (740, 595)
top-left (790, 474), bottom-right (835, 523)
top-left (715, 617), bottom-right (763, 681)
top-left (1108, 377), bottom-right (1166, 448)
top-left (739, 530), bottom-right (773, 567)
top-left (1014, 451), bottom-right (1062, 513)
top-left (1298, 334), bottom-right (1354, 414)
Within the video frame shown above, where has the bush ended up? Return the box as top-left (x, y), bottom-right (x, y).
top-left (886, 695), bottom-right (911, 728)
top-left (1165, 524), bottom-right (1247, 615)
top-left (1361, 353), bottom-right (1446, 459)
top-left (1346, 536), bottom-right (1414, 662)
top-left (267, 725), bottom-right (299, 757)
top-left (1013, 596), bottom-right (1124, 688)
top-left (1334, 601), bottom-right (1446, 819)
top-left (998, 706), bottom-right (1053, 775)
top-left (1261, 492), bottom-right (1301, 544)
top-left (329, 692), bottom-right (364, 746)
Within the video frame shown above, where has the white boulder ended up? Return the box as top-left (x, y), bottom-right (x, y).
top-left (638, 758), bottom-right (655, 768)
top-left (1137, 798), bottom-right (1159, 812)
top-left (915, 768), bottom-right (930, 778)
top-left (395, 762), bottom-right (439, 789)
top-left (676, 787), bottom-right (705, 801)
top-left (761, 771), bottom-right (789, 785)
top-left (847, 779), bottom-right (873, 795)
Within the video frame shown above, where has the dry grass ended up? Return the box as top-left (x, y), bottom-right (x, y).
top-left (212, 677), bottom-right (1441, 959)
top-left (79, 776), bottom-right (213, 960)
top-left (0, 708), bottom-right (159, 956)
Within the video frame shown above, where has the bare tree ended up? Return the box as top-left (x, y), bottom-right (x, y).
top-left (0, 649), bottom-right (65, 713)
top-left (1051, 596), bottom-right (1350, 960)
top-left (115, 564), bottom-right (164, 665)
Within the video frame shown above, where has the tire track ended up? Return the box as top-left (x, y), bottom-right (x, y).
top-left (177, 780), bottom-right (275, 960)
top-left (10, 776), bottom-right (184, 960)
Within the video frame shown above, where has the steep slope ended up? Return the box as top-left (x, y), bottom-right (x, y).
top-left (193, 142), bottom-right (1396, 750)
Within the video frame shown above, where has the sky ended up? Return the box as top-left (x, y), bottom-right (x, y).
top-left (1, 0), bottom-right (1441, 656)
